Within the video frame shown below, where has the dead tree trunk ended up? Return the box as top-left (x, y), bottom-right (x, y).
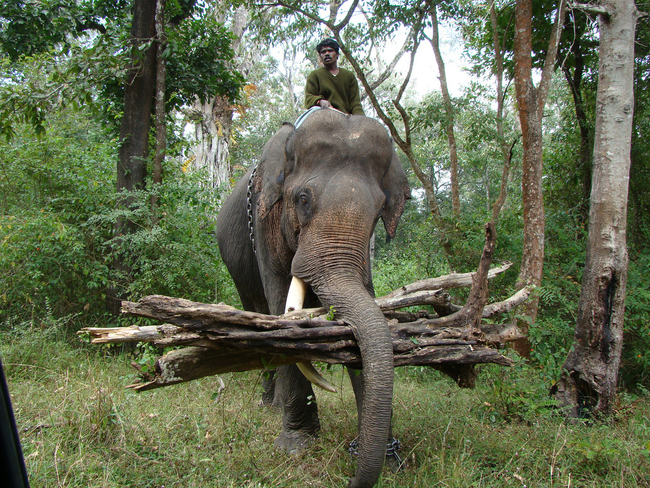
top-left (191, 5), bottom-right (249, 188)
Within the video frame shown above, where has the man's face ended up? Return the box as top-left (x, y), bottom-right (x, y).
top-left (319, 47), bottom-right (338, 67)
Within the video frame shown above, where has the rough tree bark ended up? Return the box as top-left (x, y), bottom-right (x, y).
top-left (512, 0), bottom-right (567, 358)
top-left (191, 5), bottom-right (249, 188)
top-left (117, 0), bottom-right (157, 203)
top-left (151, 0), bottom-right (166, 213)
top-left (553, 0), bottom-right (638, 418)
top-left (108, 0), bottom-right (158, 315)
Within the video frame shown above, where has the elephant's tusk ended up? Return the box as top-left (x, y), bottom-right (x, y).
top-left (285, 276), bottom-right (338, 394)
top-left (285, 275), bottom-right (308, 313)
top-left (297, 361), bottom-right (337, 393)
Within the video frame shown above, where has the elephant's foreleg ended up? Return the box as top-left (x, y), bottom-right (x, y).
top-left (260, 369), bottom-right (279, 407)
top-left (273, 364), bottom-right (320, 454)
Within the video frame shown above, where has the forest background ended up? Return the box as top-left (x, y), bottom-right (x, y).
top-left (1, 0), bottom-right (650, 486)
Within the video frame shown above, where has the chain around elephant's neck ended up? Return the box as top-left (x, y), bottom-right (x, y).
top-left (246, 166), bottom-right (258, 254)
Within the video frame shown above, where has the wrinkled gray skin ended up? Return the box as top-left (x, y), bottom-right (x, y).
top-left (217, 110), bottom-right (410, 488)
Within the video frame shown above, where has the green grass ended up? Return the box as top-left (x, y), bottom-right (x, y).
top-left (2, 328), bottom-right (649, 488)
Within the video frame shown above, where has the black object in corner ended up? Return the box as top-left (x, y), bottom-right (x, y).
top-left (0, 357), bottom-right (30, 488)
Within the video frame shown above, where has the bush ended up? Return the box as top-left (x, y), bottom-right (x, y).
top-left (620, 253), bottom-right (650, 388)
top-left (0, 110), bottom-right (240, 333)
top-left (99, 175), bottom-right (240, 307)
top-left (0, 112), bottom-right (116, 325)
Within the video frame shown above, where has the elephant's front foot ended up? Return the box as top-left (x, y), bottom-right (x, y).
top-left (274, 429), bottom-right (318, 455)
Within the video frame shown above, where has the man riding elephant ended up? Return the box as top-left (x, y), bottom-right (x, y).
top-left (304, 37), bottom-right (365, 115)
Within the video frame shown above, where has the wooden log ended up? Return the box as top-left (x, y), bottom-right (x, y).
top-left (79, 222), bottom-right (525, 391)
top-left (384, 260), bottom-right (512, 298)
top-left (126, 340), bottom-right (513, 391)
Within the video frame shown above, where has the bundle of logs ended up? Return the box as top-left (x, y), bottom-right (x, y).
top-left (80, 223), bottom-right (528, 391)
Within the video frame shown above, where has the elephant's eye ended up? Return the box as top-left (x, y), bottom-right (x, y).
top-left (299, 193), bottom-right (309, 207)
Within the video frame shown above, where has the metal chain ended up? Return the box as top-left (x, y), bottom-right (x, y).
top-left (348, 437), bottom-right (402, 468)
top-left (246, 166), bottom-right (258, 254)
top-left (386, 438), bottom-right (403, 467)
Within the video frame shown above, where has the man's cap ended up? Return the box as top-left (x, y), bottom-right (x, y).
top-left (316, 37), bottom-right (340, 53)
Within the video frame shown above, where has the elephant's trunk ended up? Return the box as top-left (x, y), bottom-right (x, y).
top-left (291, 182), bottom-right (394, 487)
top-left (309, 275), bottom-right (393, 488)
top-left (344, 293), bottom-right (393, 488)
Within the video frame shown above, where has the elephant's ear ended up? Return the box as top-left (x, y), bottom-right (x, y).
top-left (257, 123), bottom-right (295, 219)
top-left (381, 149), bottom-right (411, 239)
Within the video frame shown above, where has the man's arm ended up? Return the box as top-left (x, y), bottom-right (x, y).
top-left (304, 71), bottom-right (324, 109)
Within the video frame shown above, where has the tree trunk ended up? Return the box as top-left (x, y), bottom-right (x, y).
top-left (117, 0), bottom-right (157, 200)
top-left (152, 0), bottom-right (166, 212)
top-left (108, 0), bottom-right (157, 315)
top-left (553, 0), bottom-right (637, 418)
top-left (511, 0), bottom-right (566, 358)
top-left (192, 96), bottom-right (233, 188)
top-left (191, 5), bottom-right (248, 188)
top-left (429, 4), bottom-right (460, 215)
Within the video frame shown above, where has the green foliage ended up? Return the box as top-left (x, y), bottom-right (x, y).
top-left (373, 212), bottom-right (451, 298)
top-left (326, 306), bottom-right (336, 321)
top-left (0, 1), bottom-right (244, 139)
top-left (100, 174), bottom-right (236, 306)
top-left (0, 33), bottom-right (131, 139)
top-left (0, 107), bottom-right (240, 331)
top-left (0, 0), bottom-right (124, 61)
top-left (0, 112), bottom-right (117, 323)
top-left (163, 13), bottom-right (245, 109)
top-left (621, 254), bottom-right (650, 388)
top-left (478, 357), bottom-right (559, 424)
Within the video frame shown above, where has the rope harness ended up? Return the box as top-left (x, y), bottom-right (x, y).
top-left (246, 166), bottom-right (258, 254)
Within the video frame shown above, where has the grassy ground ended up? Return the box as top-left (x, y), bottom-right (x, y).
top-left (2, 324), bottom-right (649, 488)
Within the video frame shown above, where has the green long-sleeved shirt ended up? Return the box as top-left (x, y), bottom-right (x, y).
top-left (304, 67), bottom-right (364, 115)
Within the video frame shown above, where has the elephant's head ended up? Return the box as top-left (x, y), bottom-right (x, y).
top-left (257, 110), bottom-right (410, 487)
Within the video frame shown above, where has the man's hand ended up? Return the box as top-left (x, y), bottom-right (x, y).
top-left (318, 99), bottom-right (332, 109)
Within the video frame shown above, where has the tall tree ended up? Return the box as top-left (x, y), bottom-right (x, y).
top-left (512, 0), bottom-right (567, 357)
top-left (428, 2), bottom-right (460, 215)
top-left (117, 0), bottom-right (158, 203)
top-left (191, 3), bottom-right (251, 188)
top-left (553, 0), bottom-right (639, 417)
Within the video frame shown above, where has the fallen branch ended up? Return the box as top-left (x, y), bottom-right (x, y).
top-left (80, 222), bottom-right (525, 391)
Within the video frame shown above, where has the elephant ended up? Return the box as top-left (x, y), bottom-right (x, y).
top-left (216, 108), bottom-right (410, 488)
